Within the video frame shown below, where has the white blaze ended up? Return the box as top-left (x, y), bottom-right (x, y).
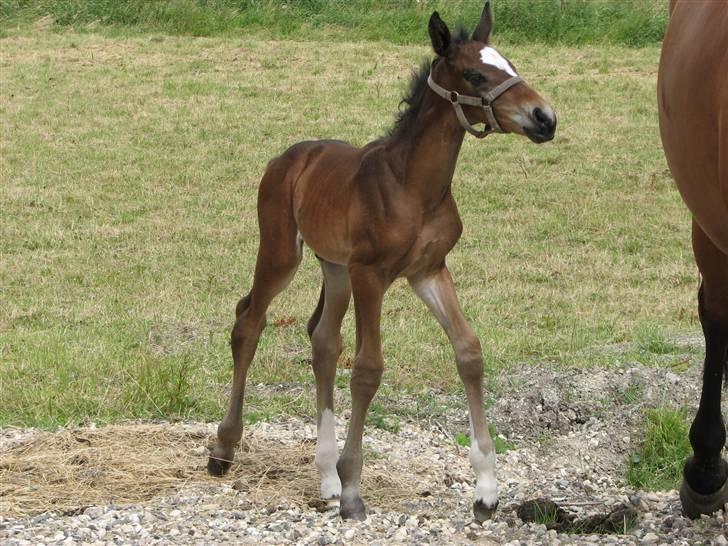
top-left (480, 46), bottom-right (518, 77)
top-left (315, 408), bottom-right (341, 500)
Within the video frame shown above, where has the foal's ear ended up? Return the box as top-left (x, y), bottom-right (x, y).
top-left (472, 1), bottom-right (493, 43)
top-left (428, 11), bottom-right (451, 57)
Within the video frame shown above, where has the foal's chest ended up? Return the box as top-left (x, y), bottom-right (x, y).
top-left (400, 206), bottom-right (463, 277)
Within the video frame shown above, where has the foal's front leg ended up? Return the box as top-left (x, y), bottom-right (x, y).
top-left (410, 266), bottom-right (499, 522)
top-left (336, 265), bottom-right (386, 520)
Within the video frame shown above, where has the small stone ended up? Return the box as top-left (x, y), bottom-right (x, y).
top-left (84, 507), bottom-right (103, 519)
top-left (715, 535), bottom-right (728, 546)
top-left (665, 372), bottom-right (680, 384)
top-left (392, 527), bottom-right (407, 540)
top-left (642, 532), bottom-right (658, 543)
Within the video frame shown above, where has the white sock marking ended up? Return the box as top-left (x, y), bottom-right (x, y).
top-left (469, 420), bottom-right (498, 507)
top-left (480, 46), bottom-right (518, 77)
top-left (315, 408), bottom-right (341, 499)
top-left (471, 442), bottom-right (498, 506)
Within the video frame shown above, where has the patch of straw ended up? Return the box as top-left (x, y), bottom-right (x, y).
top-left (0, 423), bottom-right (410, 518)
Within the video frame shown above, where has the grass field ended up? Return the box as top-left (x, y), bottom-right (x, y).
top-left (1, 0), bottom-right (668, 46)
top-left (0, 22), bottom-right (698, 431)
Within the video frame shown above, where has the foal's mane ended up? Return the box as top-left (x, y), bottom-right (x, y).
top-left (389, 26), bottom-right (470, 138)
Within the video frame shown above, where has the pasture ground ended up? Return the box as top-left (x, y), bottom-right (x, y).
top-left (1, 344), bottom-right (725, 543)
top-left (0, 30), bottom-right (697, 428)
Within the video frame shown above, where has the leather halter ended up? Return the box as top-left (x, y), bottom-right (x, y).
top-left (427, 73), bottom-right (522, 138)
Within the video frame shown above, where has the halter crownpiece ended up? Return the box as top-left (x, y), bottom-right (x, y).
top-left (427, 73), bottom-right (522, 138)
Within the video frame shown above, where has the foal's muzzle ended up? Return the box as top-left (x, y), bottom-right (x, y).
top-left (524, 107), bottom-right (556, 143)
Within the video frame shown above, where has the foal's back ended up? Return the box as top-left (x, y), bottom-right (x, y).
top-left (263, 136), bottom-right (405, 266)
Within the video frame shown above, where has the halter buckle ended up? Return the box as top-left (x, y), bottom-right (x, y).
top-left (449, 91), bottom-right (459, 104)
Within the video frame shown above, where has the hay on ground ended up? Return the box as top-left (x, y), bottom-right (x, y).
top-left (0, 423), bottom-right (410, 518)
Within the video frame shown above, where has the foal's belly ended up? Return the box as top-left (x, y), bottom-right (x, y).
top-left (291, 143), bottom-right (359, 264)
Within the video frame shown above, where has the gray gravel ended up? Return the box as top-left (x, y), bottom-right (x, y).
top-left (2, 360), bottom-right (727, 545)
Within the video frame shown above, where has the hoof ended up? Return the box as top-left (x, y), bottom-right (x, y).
top-left (340, 496), bottom-right (367, 521)
top-left (473, 499), bottom-right (499, 523)
top-left (207, 448), bottom-right (233, 476)
top-left (680, 477), bottom-right (728, 519)
top-left (325, 497), bottom-right (341, 510)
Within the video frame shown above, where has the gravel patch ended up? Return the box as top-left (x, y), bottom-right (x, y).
top-left (1, 363), bottom-right (726, 545)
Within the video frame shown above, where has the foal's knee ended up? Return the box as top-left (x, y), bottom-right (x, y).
top-left (311, 327), bottom-right (342, 364)
top-left (455, 335), bottom-right (484, 383)
top-left (350, 354), bottom-right (383, 397)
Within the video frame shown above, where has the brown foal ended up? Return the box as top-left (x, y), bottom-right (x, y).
top-left (658, 0), bottom-right (728, 518)
top-left (209, 2), bottom-right (556, 521)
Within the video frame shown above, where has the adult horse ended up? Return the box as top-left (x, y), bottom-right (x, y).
top-left (658, 0), bottom-right (728, 518)
top-left (209, 2), bottom-right (556, 521)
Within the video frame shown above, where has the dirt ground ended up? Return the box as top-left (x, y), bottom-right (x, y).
top-left (1, 341), bottom-right (727, 544)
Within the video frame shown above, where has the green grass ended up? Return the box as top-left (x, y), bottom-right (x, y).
top-left (627, 407), bottom-right (692, 491)
top-left (0, 0), bottom-right (668, 46)
top-left (532, 501), bottom-right (560, 527)
top-left (454, 425), bottom-right (514, 454)
top-left (0, 29), bottom-right (699, 429)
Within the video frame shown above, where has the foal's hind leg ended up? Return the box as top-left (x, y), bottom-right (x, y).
top-left (337, 265), bottom-right (386, 520)
top-left (309, 261), bottom-right (351, 505)
top-left (410, 266), bottom-right (499, 522)
top-left (680, 220), bottom-right (728, 518)
top-left (208, 178), bottom-right (303, 476)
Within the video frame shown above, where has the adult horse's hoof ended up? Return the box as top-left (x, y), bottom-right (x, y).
top-left (680, 477), bottom-right (728, 519)
top-left (339, 496), bottom-right (367, 521)
top-left (473, 499), bottom-right (498, 522)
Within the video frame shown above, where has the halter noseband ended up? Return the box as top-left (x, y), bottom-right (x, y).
top-left (427, 73), bottom-right (522, 138)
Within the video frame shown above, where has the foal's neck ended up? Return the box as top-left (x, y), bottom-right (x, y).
top-left (387, 71), bottom-right (467, 210)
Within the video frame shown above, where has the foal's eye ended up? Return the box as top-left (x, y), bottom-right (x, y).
top-left (464, 71), bottom-right (486, 86)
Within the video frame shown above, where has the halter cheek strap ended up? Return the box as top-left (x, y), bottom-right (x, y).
top-left (427, 73), bottom-right (522, 138)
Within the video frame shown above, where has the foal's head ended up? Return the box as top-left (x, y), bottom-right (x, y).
top-left (428, 2), bottom-right (556, 142)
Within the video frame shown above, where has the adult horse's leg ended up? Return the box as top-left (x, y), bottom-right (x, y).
top-left (336, 265), bottom-right (386, 520)
top-left (680, 220), bottom-right (728, 518)
top-left (410, 266), bottom-right (499, 522)
top-left (309, 260), bottom-right (351, 505)
top-left (208, 165), bottom-right (303, 476)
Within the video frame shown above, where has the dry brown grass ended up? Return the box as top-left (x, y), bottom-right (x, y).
top-left (0, 423), bottom-right (409, 518)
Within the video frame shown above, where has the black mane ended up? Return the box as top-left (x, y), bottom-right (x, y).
top-left (389, 26), bottom-right (470, 137)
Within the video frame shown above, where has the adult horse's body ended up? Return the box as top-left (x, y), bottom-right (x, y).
top-left (209, 3), bottom-right (556, 521)
top-left (658, 0), bottom-right (728, 518)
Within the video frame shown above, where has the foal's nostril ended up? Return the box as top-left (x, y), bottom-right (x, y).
top-left (533, 107), bottom-right (549, 125)
top-left (531, 107), bottom-right (555, 136)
